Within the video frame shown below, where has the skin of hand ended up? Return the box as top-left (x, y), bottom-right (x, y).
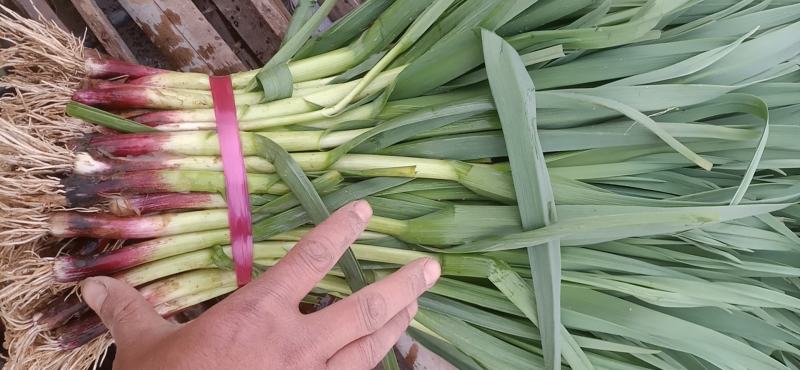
top-left (80, 200), bottom-right (441, 370)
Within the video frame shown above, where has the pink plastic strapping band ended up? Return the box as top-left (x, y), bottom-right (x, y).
top-left (209, 75), bottom-right (253, 287)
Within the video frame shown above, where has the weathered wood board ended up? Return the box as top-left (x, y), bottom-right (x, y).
top-left (10, 0), bottom-right (69, 30)
top-left (209, 0), bottom-right (282, 64)
top-left (117, 0), bottom-right (246, 74)
top-left (70, 0), bottom-right (138, 63)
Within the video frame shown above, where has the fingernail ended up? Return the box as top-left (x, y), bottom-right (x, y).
top-left (81, 278), bottom-right (108, 311)
top-left (352, 200), bottom-right (372, 222)
top-left (422, 259), bottom-right (441, 288)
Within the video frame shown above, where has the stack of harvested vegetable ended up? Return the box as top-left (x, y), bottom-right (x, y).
top-left (3, 0), bottom-right (800, 369)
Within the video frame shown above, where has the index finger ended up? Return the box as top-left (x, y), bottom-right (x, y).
top-left (247, 200), bottom-right (372, 306)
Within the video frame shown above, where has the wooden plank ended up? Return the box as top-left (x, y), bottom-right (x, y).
top-left (69, 0), bottom-right (138, 63)
top-left (246, 0), bottom-right (291, 39)
top-left (329, 0), bottom-right (359, 21)
top-left (193, 0), bottom-right (260, 69)
top-left (209, 0), bottom-right (281, 64)
top-left (117, 0), bottom-right (247, 74)
top-left (11, 0), bottom-right (69, 30)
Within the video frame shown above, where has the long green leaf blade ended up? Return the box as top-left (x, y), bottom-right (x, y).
top-left (254, 136), bottom-right (366, 291)
top-left (482, 29), bottom-right (563, 370)
top-left (283, 0), bottom-right (316, 45)
top-left (295, 0), bottom-right (394, 58)
top-left (66, 102), bottom-right (156, 133)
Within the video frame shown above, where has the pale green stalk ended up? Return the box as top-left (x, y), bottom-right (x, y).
top-left (119, 242), bottom-right (434, 289)
top-left (76, 152), bottom-right (460, 180)
top-left (154, 68), bottom-right (402, 130)
top-left (482, 29), bottom-right (563, 370)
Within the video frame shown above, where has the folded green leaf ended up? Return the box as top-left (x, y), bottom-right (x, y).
top-left (482, 28), bottom-right (563, 370)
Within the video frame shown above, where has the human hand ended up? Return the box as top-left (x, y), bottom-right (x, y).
top-left (80, 200), bottom-right (441, 370)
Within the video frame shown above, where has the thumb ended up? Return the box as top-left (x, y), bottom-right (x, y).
top-left (81, 276), bottom-right (169, 345)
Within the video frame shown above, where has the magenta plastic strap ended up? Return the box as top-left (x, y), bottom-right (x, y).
top-left (209, 75), bottom-right (253, 287)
